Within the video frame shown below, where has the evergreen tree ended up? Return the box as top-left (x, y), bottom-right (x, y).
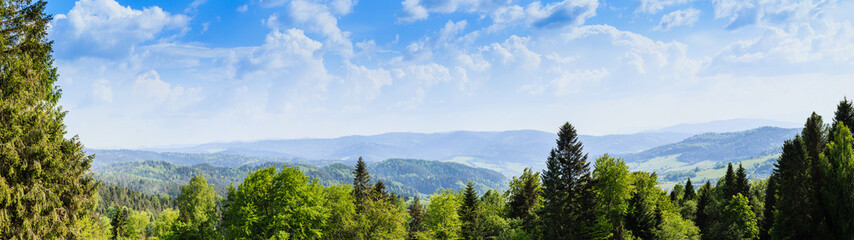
top-left (723, 163), bottom-right (737, 199)
top-left (0, 1), bottom-right (98, 238)
top-left (735, 163), bottom-right (750, 199)
top-left (111, 207), bottom-right (128, 239)
top-left (771, 136), bottom-right (818, 239)
top-left (759, 174), bottom-right (777, 240)
top-left (819, 124), bottom-right (854, 239)
top-left (353, 157), bottom-right (372, 213)
top-left (626, 190), bottom-right (657, 240)
top-left (409, 197), bottom-right (426, 240)
top-left (372, 180), bottom-right (389, 201)
top-left (540, 122), bottom-right (601, 239)
top-left (459, 181), bottom-right (480, 240)
top-left (832, 97), bottom-right (854, 133)
top-left (802, 112), bottom-right (830, 237)
top-left (683, 178), bottom-right (696, 202)
top-left (695, 181), bottom-right (712, 235)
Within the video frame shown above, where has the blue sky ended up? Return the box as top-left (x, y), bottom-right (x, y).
top-left (46, 0), bottom-right (854, 148)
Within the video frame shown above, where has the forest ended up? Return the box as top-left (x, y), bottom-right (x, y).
top-left (3, 1), bottom-right (854, 239)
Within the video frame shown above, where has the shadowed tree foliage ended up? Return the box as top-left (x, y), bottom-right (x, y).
top-left (735, 163), bottom-right (750, 200)
top-left (409, 197), bottom-right (426, 240)
top-left (353, 157), bottom-right (372, 213)
top-left (695, 181), bottom-right (712, 235)
top-left (759, 174), bottom-right (776, 240)
top-left (771, 136), bottom-right (818, 239)
top-left (507, 167), bottom-right (541, 234)
top-left (723, 163), bottom-right (737, 199)
top-left (0, 1), bottom-right (99, 238)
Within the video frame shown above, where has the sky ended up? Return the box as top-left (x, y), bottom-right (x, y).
top-left (45, 0), bottom-right (854, 149)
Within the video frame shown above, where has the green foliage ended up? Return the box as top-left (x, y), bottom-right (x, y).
top-left (683, 179), bottom-right (696, 203)
top-left (541, 122), bottom-right (602, 240)
top-left (735, 164), bottom-right (750, 199)
top-left (151, 208), bottom-right (179, 240)
top-left (322, 184), bottom-right (358, 239)
top-left (354, 194), bottom-right (409, 240)
top-left (425, 189), bottom-right (462, 240)
top-left (507, 167), bottom-right (541, 234)
top-left (656, 211), bottom-right (700, 240)
top-left (819, 124), bottom-right (854, 239)
top-left (721, 194), bottom-right (758, 240)
top-left (695, 181), bottom-right (712, 235)
top-left (97, 184), bottom-right (175, 217)
top-left (626, 172), bottom-right (661, 240)
top-left (480, 190), bottom-right (510, 239)
top-left (832, 97), bottom-right (854, 133)
top-left (369, 158), bottom-right (508, 196)
top-left (222, 166), bottom-right (329, 239)
top-left (759, 175), bottom-right (776, 240)
top-left (459, 181), bottom-right (481, 240)
top-left (0, 1), bottom-right (98, 238)
top-left (175, 175), bottom-right (219, 239)
top-left (592, 154), bottom-right (632, 238)
top-left (771, 136), bottom-right (818, 239)
top-left (354, 157), bottom-right (372, 213)
top-left (409, 197), bottom-right (426, 240)
top-left (124, 209), bottom-right (150, 240)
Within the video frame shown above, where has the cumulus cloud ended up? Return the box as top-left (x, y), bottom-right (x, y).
top-left (287, 0), bottom-right (353, 56)
top-left (655, 8), bottom-right (701, 31)
top-left (344, 64), bottom-right (393, 101)
top-left (50, 0), bottom-right (189, 58)
top-left (132, 70), bottom-right (201, 105)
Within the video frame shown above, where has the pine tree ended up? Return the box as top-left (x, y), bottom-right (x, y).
top-left (409, 197), bottom-right (425, 240)
top-left (832, 97), bottom-right (854, 133)
top-left (459, 181), bottom-right (480, 240)
top-left (683, 178), bottom-right (696, 202)
top-left (695, 181), bottom-right (712, 235)
top-left (540, 122), bottom-right (599, 239)
top-left (759, 174), bottom-right (777, 240)
top-left (735, 163), bottom-right (750, 198)
top-left (353, 157), bottom-right (371, 212)
top-left (0, 1), bottom-right (99, 238)
top-left (670, 184), bottom-right (684, 203)
top-left (771, 136), bottom-right (816, 239)
top-left (723, 163), bottom-right (737, 199)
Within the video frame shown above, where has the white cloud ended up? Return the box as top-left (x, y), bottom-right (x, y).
top-left (655, 8), bottom-right (701, 31)
top-left (237, 4), bottom-right (249, 12)
top-left (50, 0), bottom-right (189, 57)
top-left (711, 0), bottom-right (833, 29)
top-left (344, 64), bottom-right (393, 101)
top-left (637, 0), bottom-right (693, 14)
top-left (485, 35), bottom-right (541, 69)
top-left (91, 79), bottom-right (113, 103)
top-left (550, 68), bottom-right (609, 96)
top-left (288, 0), bottom-right (353, 56)
top-left (331, 0), bottom-right (358, 15)
top-left (132, 70), bottom-right (201, 105)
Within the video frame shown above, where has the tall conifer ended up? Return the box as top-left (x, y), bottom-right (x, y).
top-left (683, 178), bottom-right (696, 202)
top-left (460, 181), bottom-right (480, 240)
top-left (353, 157), bottom-right (371, 212)
top-left (772, 136), bottom-right (816, 239)
top-left (832, 97), bottom-right (854, 132)
top-left (0, 1), bottom-right (98, 238)
top-left (724, 163), bottom-right (737, 199)
top-left (695, 181), bottom-right (712, 235)
top-left (735, 163), bottom-right (750, 198)
top-left (540, 122), bottom-right (599, 239)
top-left (409, 197), bottom-right (425, 240)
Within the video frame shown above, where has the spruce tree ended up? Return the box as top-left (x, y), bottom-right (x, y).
top-left (683, 178), bottom-right (696, 202)
top-left (802, 112), bottom-right (830, 237)
top-left (111, 207), bottom-right (128, 239)
top-left (409, 197), bottom-right (425, 240)
top-left (0, 1), bottom-right (98, 238)
top-left (760, 174), bottom-right (777, 240)
top-left (735, 163), bottom-right (750, 198)
top-left (459, 181), bottom-right (480, 240)
top-left (670, 184), bottom-right (684, 203)
top-left (695, 181), bottom-right (712, 235)
top-left (771, 136), bottom-right (816, 239)
top-left (353, 157), bottom-right (371, 212)
top-left (508, 168), bottom-right (541, 222)
top-left (540, 122), bottom-right (598, 240)
top-left (832, 97), bottom-right (854, 133)
top-left (724, 163), bottom-right (737, 199)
